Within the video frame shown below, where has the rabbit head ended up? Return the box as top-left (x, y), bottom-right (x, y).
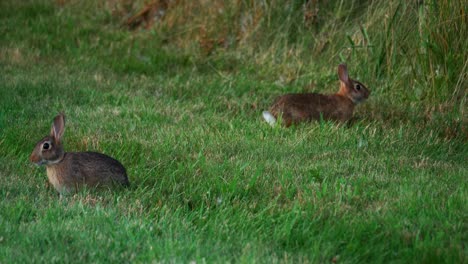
top-left (30, 113), bottom-right (66, 166)
top-left (337, 64), bottom-right (370, 104)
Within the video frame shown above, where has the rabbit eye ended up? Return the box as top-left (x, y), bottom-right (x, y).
top-left (43, 142), bottom-right (50, 150)
top-left (356, 84), bottom-right (361, 90)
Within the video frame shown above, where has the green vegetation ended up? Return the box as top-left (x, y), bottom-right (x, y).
top-left (0, 0), bottom-right (466, 262)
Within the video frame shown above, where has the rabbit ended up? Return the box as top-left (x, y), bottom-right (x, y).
top-left (262, 64), bottom-right (370, 127)
top-left (30, 113), bottom-right (130, 195)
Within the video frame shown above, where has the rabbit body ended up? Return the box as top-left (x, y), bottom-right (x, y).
top-left (30, 114), bottom-right (129, 195)
top-left (45, 152), bottom-right (129, 194)
top-left (263, 64), bottom-right (370, 127)
top-left (268, 93), bottom-right (355, 126)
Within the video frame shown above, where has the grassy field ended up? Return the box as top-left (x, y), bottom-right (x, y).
top-left (0, 0), bottom-right (466, 263)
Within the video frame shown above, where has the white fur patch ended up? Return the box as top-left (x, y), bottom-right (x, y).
top-left (262, 111), bottom-right (276, 126)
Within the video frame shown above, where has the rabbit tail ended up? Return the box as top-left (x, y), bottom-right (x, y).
top-left (262, 111), bottom-right (276, 126)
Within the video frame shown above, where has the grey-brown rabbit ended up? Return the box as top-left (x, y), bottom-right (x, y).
top-left (30, 113), bottom-right (130, 195)
top-left (262, 64), bottom-right (370, 127)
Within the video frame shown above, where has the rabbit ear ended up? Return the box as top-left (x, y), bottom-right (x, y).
top-left (338, 64), bottom-right (350, 85)
top-left (50, 113), bottom-right (65, 142)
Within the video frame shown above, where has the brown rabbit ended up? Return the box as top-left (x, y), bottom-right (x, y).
top-left (30, 113), bottom-right (130, 196)
top-left (262, 64), bottom-right (370, 127)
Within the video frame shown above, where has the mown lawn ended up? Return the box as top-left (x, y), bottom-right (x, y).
top-left (0, 1), bottom-right (466, 263)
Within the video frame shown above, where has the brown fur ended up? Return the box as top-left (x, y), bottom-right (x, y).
top-left (30, 114), bottom-right (130, 195)
top-left (267, 64), bottom-right (370, 127)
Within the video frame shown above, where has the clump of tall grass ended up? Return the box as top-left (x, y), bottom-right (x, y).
top-left (151, 0), bottom-right (464, 138)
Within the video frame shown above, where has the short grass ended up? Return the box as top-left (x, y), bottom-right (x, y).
top-left (0, 0), bottom-right (466, 263)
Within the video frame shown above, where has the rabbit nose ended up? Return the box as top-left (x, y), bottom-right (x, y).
top-left (30, 153), bottom-right (40, 163)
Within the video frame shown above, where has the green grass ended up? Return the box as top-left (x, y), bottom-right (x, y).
top-left (0, 0), bottom-right (466, 263)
